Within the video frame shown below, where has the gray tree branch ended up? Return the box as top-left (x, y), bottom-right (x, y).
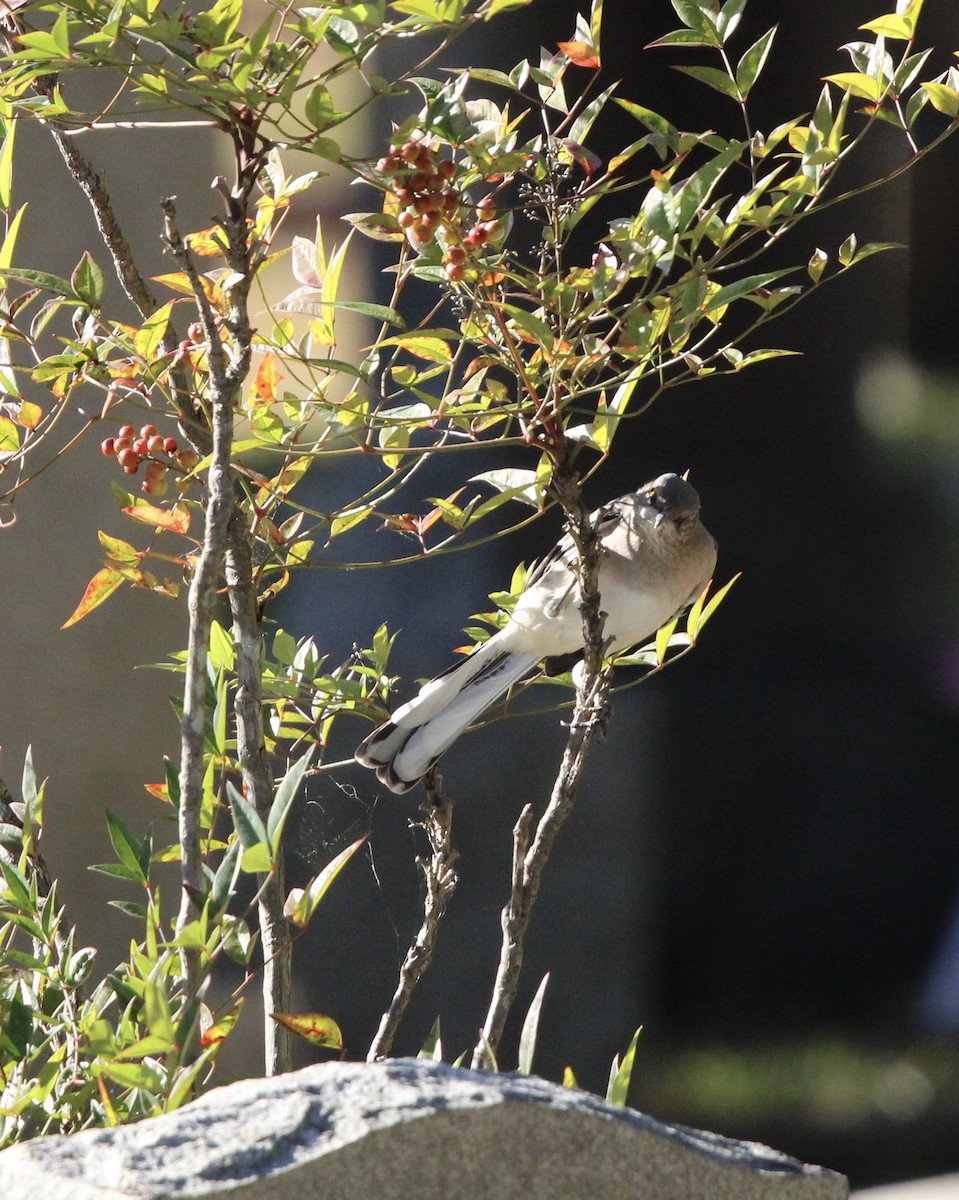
top-left (368, 770), bottom-right (459, 1061)
top-left (472, 459), bottom-right (613, 1068)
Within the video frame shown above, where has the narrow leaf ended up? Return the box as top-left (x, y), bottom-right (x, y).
top-left (284, 835), bottom-right (366, 928)
top-left (61, 567), bottom-right (124, 628)
top-left (518, 972), bottom-right (550, 1074)
top-left (267, 746), bottom-right (315, 852)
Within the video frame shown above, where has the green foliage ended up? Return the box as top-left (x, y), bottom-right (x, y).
top-left (0, 745), bottom-right (360, 1146)
top-left (0, 0), bottom-right (957, 1140)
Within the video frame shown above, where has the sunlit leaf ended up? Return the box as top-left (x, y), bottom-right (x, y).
top-left (270, 1011), bottom-right (343, 1049)
top-left (921, 81), bottom-right (959, 117)
top-left (121, 502), bottom-right (191, 534)
top-left (518, 972), bottom-right (549, 1074)
top-left (61, 567), bottom-right (124, 628)
top-left (557, 41), bottom-right (599, 68)
top-left (284, 836), bottom-right (366, 927)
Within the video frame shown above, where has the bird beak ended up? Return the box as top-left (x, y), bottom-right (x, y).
top-left (681, 468), bottom-right (690, 481)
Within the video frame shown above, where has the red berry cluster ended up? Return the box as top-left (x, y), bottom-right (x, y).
top-left (376, 138), bottom-right (504, 281)
top-left (101, 424), bottom-right (199, 495)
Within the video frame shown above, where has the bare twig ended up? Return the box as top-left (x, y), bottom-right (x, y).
top-left (30, 74), bottom-right (205, 433)
top-left (164, 201), bottom-right (238, 1006)
top-left (368, 769), bottom-right (459, 1061)
top-left (472, 460), bottom-right (613, 1068)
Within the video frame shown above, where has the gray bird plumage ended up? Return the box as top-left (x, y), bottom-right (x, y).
top-left (355, 473), bottom-right (717, 793)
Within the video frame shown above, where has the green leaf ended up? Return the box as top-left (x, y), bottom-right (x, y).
top-left (807, 247), bottom-right (827, 283)
top-left (735, 27), bottom-right (776, 99)
top-left (613, 98), bottom-right (676, 142)
top-left (0, 267), bottom-right (78, 300)
top-left (211, 836), bottom-right (241, 916)
top-left (227, 782), bottom-right (271, 871)
top-left (377, 331), bottom-right (455, 362)
top-left (704, 270), bottom-right (792, 312)
top-left (105, 810), bottom-right (147, 884)
top-left (823, 72), bottom-right (884, 103)
top-left (859, 13), bottom-right (915, 41)
top-left (471, 468), bottom-right (544, 509)
top-left (607, 1027), bottom-right (642, 1106)
top-left (267, 746), bottom-right (315, 852)
top-left (669, 0), bottom-right (720, 45)
top-left (655, 616), bottom-right (680, 665)
top-left (691, 572), bottom-right (741, 639)
top-left (284, 835), bottom-right (366, 927)
top-left (305, 83), bottom-right (336, 130)
top-left (71, 252), bottom-right (105, 307)
top-left (921, 82), bottom-right (959, 118)
top-left (270, 1011), bottom-right (343, 1049)
top-left (673, 64), bottom-right (741, 101)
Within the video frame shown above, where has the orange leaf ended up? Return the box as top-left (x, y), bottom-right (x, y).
top-left (61, 566), bottom-right (124, 629)
top-left (253, 353), bottom-right (283, 406)
top-left (270, 1011), bottom-right (343, 1049)
top-left (121, 502), bottom-right (191, 534)
top-left (557, 40), bottom-right (600, 68)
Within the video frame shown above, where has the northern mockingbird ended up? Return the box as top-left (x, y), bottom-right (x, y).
top-left (355, 472), bottom-right (717, 793)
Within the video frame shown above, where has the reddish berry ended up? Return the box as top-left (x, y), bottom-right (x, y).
top-left (187, 322), bottom-right (204, 342)
top-left (444, 262), bottom-right (466, 282)
top-left (410, 220), bottom-right (433, 244)
top-left (177, 449), bottom-right (200, 471)
top-left (476, 195), bottom-right (496, 217)
top-left (441, 189), bottom-right (460, 212)
top-left (140, 424), bottom-right (158, 439)
top-left (163, 437), bottom-right (178, 453)
top-left (465, 225), bottom-right (489, 247)
top-left (437, 159), bottom-right (456, 180)
top-left (118, 447), bottom-right (139, 471)
top-left (133, 438), bottom-right (149, 455)
top-left (394, 186), bottom-right (413, 207)
top-left (447, 245), bottom-right (467, 264)
top-left (481, 219), bottom-right (504, 241)
top-left (147, 435), bottom-right (165, 454)
top-left (118, 424), bottom-right (135, 439)
top-left (397, 210), bottom-right (416, 228)
top-left (409, 171), bottom-right (431, 192)
top-left (143, 461), bottom-right (168, 496)
top-left (100, 437), bottom-right (116, 456)
top-left (414, 194), bottom-right (434, 215)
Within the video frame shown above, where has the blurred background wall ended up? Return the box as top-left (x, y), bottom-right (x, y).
top-left (2, 1), bottom-right (959, 1190)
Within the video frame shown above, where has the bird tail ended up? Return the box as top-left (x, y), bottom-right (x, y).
top-left (355, 638), bottom-right (538, 793)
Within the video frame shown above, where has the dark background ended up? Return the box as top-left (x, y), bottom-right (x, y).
top-left (3, 1), bottom-right (958, 1192)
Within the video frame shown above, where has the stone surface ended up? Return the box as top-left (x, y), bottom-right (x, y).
top-left (852, 1176), bottom-right (959, 1198)
top-left (0, 1058), bottom-right (848, 1200)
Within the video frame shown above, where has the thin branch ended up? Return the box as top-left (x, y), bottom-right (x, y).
top-left (225, 511), bottom-right (293, 1075)
top-left (472, 460), bottom-right (613, 1068)
top-left (368, 769), bottom-right (459, 1061)
top-left (164, 200), bottom-right (237, 1005)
